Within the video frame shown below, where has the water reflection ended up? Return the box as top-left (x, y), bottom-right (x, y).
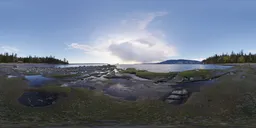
top-left (25, 75), bottom-right (54, 87)
top-left (116, 64), bottom-right (232, 72)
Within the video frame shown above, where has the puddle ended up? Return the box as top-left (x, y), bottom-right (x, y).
top-left (25, 75), bottom-right (54, 87)
top-left (18, 75), bottom-right (58, 107)
top-left (103, 83), bottom-right (137, 101)
top-left (18, 91), bottom-right (58, 107)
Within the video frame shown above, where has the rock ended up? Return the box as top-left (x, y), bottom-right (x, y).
top-left (154, 78), bottom-right (168, 83)
top-left (165, 88), bottom-right (189, 105)
top-left (61, 83), bottom-right (69, 87)
top-left (165, 99), bottom-right (181, 104)
top-left (98, 76), bottom-right (108, 81)
top-left (86, 76), bottom-right (97, 80)
top-left (241, 75), bottom-right (246, 79)
top-left (229, 72), bottom-right (235, 75)
top-left (167, 95), bottom-right (181, 100)
top-left (189, 77), bottom-right (194, 81)
top-left (172, 89), bottom-right (188, 95)
top-left (114, 69), bottom-right (119, 73)
top-left (82, 74), bottom-right (90, 77)
top-left (183, 77), bottom-right (189, 81)
top-left (7, 75), bottom-right (17, 78)
top-left (70, 72), bottom-right (77, 75)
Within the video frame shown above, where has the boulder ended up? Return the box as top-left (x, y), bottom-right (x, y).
top-left (229, 72), bottom-right (235, 75)
top-left (165, 88), bottom-right (189, 105)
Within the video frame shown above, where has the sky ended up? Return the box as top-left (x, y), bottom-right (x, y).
top-left (1, 0), bottom-right (256, 64)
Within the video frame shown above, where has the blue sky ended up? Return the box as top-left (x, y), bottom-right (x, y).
top-left (1, 0), bottom-right (256, 63)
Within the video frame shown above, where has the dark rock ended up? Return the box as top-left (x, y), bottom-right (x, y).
top-left (154, 78), bottom-right (168, 83)
top-left (104, 75), bottom-right (131, 80)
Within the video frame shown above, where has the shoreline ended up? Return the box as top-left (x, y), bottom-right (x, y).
top-left (1, 63), bottom-right (256, 126)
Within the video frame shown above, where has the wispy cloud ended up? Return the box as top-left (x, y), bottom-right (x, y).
top-left (247, 50), bottom-right (256, 54)
top-left (0, 46), bottom-right (19, 53)
top-left (68, 12), bottom-right (177, 64)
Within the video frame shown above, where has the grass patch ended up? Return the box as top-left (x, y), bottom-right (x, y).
top-left (20, 71), bottom-right (41, 75)
top-left (1, 66), bottom-right (256, 126)
top-left (178, 69), bottom-right (213, 79)
top-left (136, 71), bottom-right (176, 79)
top-left (25, 86), bottom-right (71, 97)
top-left (120, 68), bottom-right (137, 74)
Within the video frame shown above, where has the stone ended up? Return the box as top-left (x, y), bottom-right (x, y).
top-left (165, 99), bottom-right (181, 104)
top-left (61, 83), bottom-right (69, 87)
top-left (7, 75), bottom-right (17, 78)
top-left (172, 89), bottom-right (188, 95)
top-left (167, 95), bottom-right (181, 100)
top-left (165, 88), bottom-right (189, 105)
top-left (229, 72), bottom-right (235, 75)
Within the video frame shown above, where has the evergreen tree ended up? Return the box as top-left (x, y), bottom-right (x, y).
top-left (203, 50), bottom-right (256, 64)
top-left (0, 52), bottom-right (68, 64)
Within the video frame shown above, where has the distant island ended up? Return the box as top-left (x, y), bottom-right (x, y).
top-left (158, 59), bottom-right (202, 64)
top-left (202, 50), bottom-right (256, 64)
top-left (0, 52), bottom-right (68, 64)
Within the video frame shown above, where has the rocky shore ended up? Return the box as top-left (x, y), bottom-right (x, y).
top-left (1, 63), bottom-right (256, 127)
top-left (0, 63), bottom-right (235, 106)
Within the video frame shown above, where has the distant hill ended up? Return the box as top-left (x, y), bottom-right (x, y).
top-left (158, 59), bottom-right (202, 64)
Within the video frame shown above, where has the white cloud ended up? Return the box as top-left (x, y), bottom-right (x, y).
top-left (68, 12), bottom-right (177, 64)
top-left (1, 46), bottom-right (19, 53)
top-left (247, 50), bottom-right (256, 54)
top-left (191, 58), bottom-right (205, 61)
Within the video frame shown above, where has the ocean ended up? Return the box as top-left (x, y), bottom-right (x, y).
top-left (56, 63), bottom-right (232, 73)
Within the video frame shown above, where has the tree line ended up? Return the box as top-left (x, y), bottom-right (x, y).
top-left (0, 53), bottom-right (69, 64)
top-left (202, 50), bottom-right (256, 64)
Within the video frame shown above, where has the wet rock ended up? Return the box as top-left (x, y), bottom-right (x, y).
top-left (154, 78), bottom-right (168, 83)
top-left (164, 88), bottom-right (189, 105)
top-left (104, 75), bottom-right (131, 80)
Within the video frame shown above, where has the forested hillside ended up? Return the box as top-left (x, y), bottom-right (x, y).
top-left (202, 50), bottom-right (256, 64)
top-left (0, 53), bottom-right (68, 64)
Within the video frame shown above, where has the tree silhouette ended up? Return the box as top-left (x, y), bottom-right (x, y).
top-left (0, 52), bottom-right (68, 64)
top-left (203, 50), bottom-right (256, 64)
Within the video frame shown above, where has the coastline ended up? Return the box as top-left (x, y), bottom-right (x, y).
top-left (0, 62), bottom-right (256, 126)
